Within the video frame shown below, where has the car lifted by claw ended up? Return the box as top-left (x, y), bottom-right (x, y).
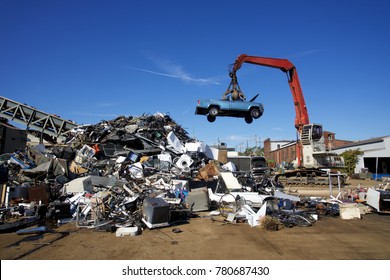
top-left (195, 97), bottom-right (264, 124)
top-left (195, 74), bottom-right (264, 124)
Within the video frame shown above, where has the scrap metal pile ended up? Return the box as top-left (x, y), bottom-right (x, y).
top-left (0, 113), bottom-right (375, 236)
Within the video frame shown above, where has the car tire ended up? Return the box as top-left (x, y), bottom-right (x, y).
top-left (207, 115), bottom-right (216, 122)
top-left (209, 107), bottom-right (219, 117)
top-left (250, 107), bottom-right (261, 119)
top-left (245, 116), bottom-right (253, 124)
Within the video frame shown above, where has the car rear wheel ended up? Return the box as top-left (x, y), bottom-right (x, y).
top-left (209, 106), bottom-right (219, 117)
top-left (250, 107), bottom-right (261, 119)
top-left (207, 115), bottom-right (216, 122)
top-left (245, 116), bottom-right (253, 124)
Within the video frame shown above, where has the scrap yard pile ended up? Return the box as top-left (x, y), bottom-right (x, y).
top-left (0, 113), bottom-right (379, 236)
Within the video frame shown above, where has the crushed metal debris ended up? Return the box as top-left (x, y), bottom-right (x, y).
top-left (0, 113), bottom-right (383, 238)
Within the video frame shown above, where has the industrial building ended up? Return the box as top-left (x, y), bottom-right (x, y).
top-left (332, 135), bottom-right (390, 180)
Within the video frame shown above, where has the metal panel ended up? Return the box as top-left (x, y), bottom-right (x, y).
top-left (185, 187), bottom-right (210, 212)
top-left (367, 188), bottom-right (390, 213)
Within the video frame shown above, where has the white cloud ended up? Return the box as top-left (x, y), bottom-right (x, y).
top-left (181, 108), bottom-right (191, 114)
top-left (122, 53), bottom-right (222, 86)
top-left (96, 102), bottom-right (117, 108)
top-left (290, 49), bottom-right (325, 58)
top-left (227, 135), bottom-right (248, 142)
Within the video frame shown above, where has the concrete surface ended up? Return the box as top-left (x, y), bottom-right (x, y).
top-left (0, 210), bottom-right (389, 260)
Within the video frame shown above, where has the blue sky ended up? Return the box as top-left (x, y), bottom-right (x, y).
top-left (1, 0), bottom-right (389, 151)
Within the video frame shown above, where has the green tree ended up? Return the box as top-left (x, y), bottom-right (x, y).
top-left (341, 149), bottom-right (364, 176)
top-left (240, 147), bottom-right (264, 156)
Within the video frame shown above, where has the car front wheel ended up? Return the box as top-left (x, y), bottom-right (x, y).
top-left (207, 115), bottom-right (216, 122)
top-left (209, 107), bottom-right (219, 117)
top-left (250, 107), bottom-right (261, 119)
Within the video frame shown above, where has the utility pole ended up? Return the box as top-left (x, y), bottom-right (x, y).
top-left (255, 134), bottom-right (258, 148)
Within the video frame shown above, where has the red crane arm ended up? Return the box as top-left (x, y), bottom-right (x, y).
top-left (231, 54), bottom-right (310, 131)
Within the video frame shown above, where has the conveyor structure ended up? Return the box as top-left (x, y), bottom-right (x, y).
top-left (0, 96), bottom-right (78, 142)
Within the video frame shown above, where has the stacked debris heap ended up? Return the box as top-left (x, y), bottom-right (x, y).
top-left (1, 112), bottom-right (381, 235)
top-left (0, 112), bottom-right (230, 232)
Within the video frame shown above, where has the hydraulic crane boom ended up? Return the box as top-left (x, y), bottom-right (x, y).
top-left (228, 54), bottom-right (345, 186)
top-left (231, 54), bottom-right (310, 132)
top-left (230, 54), bottom-right (312, 166)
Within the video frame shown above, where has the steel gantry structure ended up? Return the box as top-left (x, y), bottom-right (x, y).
top-left (0, 96), bottom-right (78, 142)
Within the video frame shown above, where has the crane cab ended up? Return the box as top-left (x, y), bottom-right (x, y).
top-left (300, 124), bottom-right (344, 169)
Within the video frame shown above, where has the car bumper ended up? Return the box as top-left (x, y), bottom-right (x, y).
top-left (195, 107), bottom-right (209, 115)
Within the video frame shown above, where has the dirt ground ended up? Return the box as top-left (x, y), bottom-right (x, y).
top-left (1, 179), bottom-right (389, 260)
